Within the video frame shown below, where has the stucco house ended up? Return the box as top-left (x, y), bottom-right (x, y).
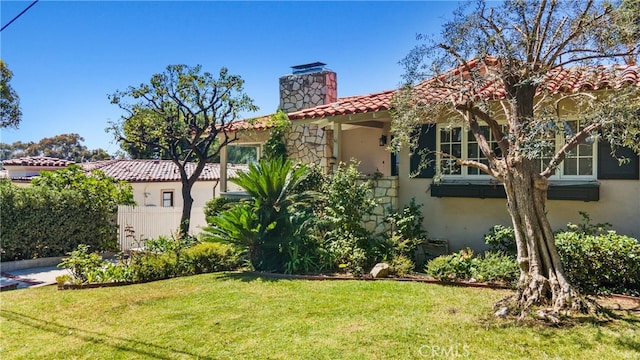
top-left (2, 156), bottom-right (245, 208)
top-left (1, 156), bottom-right (75, 185)
top-left (228, 62), bottom-right (640, 252)
top-left (80, 159), bottom-right (246, 209)
top-left (2, 156), bottom-right (247, 247)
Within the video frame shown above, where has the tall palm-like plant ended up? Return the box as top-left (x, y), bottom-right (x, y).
top-left (205, 158), bottom-right (313, 271)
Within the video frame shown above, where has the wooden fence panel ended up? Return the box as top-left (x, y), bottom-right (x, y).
top-left (117, 206), bottom-right (207, 250)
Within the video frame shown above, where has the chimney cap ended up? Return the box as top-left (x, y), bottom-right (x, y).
top-left (291, 62), bottom-right (326, 74)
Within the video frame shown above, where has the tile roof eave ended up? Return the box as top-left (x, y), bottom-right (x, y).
top-left (286, 62), bottom-right (638, 121)
top-left (126, 179), bottom-right (220, 183)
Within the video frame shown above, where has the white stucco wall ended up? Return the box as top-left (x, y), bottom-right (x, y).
top-left (129, 180), bottom-right (243, 208)
top-left (341, 126), bottom-right (393, 176)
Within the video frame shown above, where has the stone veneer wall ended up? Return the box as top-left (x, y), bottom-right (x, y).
top-left (286, 124), bottom-right (333, 173)
top-left (362, 176), bottom-right (399, 234)
top-left (286, 125), bottom-right (398, 233)
top-left (279, 70), bottom-right (337, 113)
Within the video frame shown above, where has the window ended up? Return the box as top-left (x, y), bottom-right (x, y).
top-left (439, 127), bottom-right (462, 175)
top-left (435, 120), bottom-right (597, 179)
top-left (561, 120), bottom-right (594, 176)
top-left (228, 144), bottom-right (260, 164)
top-left (162, 190), bottom-right (174, 207)
top-left (415, 120), bottom-right (637, 201)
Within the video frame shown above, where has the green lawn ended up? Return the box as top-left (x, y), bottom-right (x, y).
top-left (1, 273), bottom-right (638, 359)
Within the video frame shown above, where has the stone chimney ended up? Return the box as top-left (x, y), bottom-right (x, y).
top-left (279, 62), bottom-right (337, 113)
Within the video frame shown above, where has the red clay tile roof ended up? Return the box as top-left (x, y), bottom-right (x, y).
top-left (287, 90), bottom-right (395, 120)
top-left (286, 62), bottom-right (639, 120)
top-left (2, 156), bottom-right (76, 167)
top-left (226, 115), bottom-right (275, 132)
top-left (82, 159), bottom-right (248, 182)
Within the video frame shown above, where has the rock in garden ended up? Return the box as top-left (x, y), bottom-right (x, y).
top-left (494, 307), bottom-right (509, 318)
top-left (370, 263), bottom-right (390, 278)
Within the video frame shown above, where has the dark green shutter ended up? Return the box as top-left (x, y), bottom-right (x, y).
top-left (409, 124), bottom-right (436, 178)
top-left (597, 142), bottom-right (639, 180)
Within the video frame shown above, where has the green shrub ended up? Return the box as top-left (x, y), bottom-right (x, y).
top-left (555, 231), bottom-right (640, 295)
top-left (92, 262), bottom-right (134, 283)
top-left (58, 244), bottom-right (104, 283)
top-left (0, 166), bottom-right (134, 261)
top-left (483, 225), bottom-right (517, 256)
top-left (182, 242), bottom-right (244, 274)
top-left (204, 197), bottom-right (240, 220)
top-left (425, 249), bottom-right (518, 286)
top-left (327, 235), bottom-right (368, 275)
top-left (130, 253), bottom-right (180, 281)
top-left (425, 248), bottom-right (478, 281)
top-left (293, 162), bottom-right (325, 193)
top-left (384, 198), bottom-right (428, 270)
top-left (145, 235), bottom-right (199, 254)
top-left (389, 255), bottom-right (415, 277)
top-left (322, 162), bottom-right (378, 274)
top-left (474, 251), bottom-right (519, 286)
top-left (482, 213), bottom-right (640, 295)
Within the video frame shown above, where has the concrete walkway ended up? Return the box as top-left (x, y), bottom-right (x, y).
top-left (1, 266), bottom-right (68, 290)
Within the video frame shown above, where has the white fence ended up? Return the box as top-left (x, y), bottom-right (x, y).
top-left (117, 206), bottom-right (207, 250)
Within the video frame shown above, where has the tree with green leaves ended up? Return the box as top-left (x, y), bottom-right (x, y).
top-left (32, 164), bottom-right (135, 212)
top-left (0, 133), bottom-right (112, 162)
top-left (392, 0), bottom-right (639, 319)
top-left (109, 65), bottom-right (257, 237)
top-left (0, 60), bottom-right (21, 129)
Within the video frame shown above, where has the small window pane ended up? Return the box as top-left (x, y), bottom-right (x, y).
top-left (564, 159), bottom-right (577, 175)
top-left (162, 191), bottom-right (174, 207)
top-left (468, 144), bottom-right (479, 158)
top-left (579, 158), bottom-right (593, 175)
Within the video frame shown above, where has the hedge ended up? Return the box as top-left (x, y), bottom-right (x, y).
top-left (1, 180), bottom-right (119, 261)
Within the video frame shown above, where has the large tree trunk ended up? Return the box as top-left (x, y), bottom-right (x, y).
top-left (500, 158), bottom-right (594, 319)
top-left (179, 183), bottom-right (194, 238)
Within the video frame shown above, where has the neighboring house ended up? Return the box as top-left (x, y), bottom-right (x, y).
top-left (229, 62), bottom-right (640, 251)
top-left (2, 156), bottom-right (248, 248)
top-left (82, 159), bottom-right (248, 247)
top-left (81, 159), bottom-right (246, 208)
top-left (1, 156), bottom-right (75, 185)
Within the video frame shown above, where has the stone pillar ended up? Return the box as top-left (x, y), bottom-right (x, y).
top-left (362, 176), bottom-right (400, 234)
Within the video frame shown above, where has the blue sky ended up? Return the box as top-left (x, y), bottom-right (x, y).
top-left (1, 1), bottom-right (462, 154)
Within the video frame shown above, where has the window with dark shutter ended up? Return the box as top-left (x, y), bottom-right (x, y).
top-left (597, 142), bottom-right (639, 180)
top-left (409, 124), bottom-right (436, 178)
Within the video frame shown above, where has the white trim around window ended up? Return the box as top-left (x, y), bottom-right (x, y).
top-left (435, 120), bottom-right (598, 180)
top-left (162, 190), bottom-right (174, 208)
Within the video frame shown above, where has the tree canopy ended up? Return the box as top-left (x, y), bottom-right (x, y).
top-left (0, 133), bottom-right (112, 162)
top-left (32, 164), bottom-right (135, 212)
top-left (391, 0), bottom-right (640, 319)
top-left (109, 64), bottom-right (257, 236)
top-left (0, 60), bottom-right (22, 129)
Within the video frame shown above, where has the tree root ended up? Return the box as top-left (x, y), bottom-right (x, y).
top-left (493, 276), bottom-right (603, 324)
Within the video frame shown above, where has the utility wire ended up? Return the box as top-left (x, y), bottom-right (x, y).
top-left (1, 0), bottom-right (39, 32)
